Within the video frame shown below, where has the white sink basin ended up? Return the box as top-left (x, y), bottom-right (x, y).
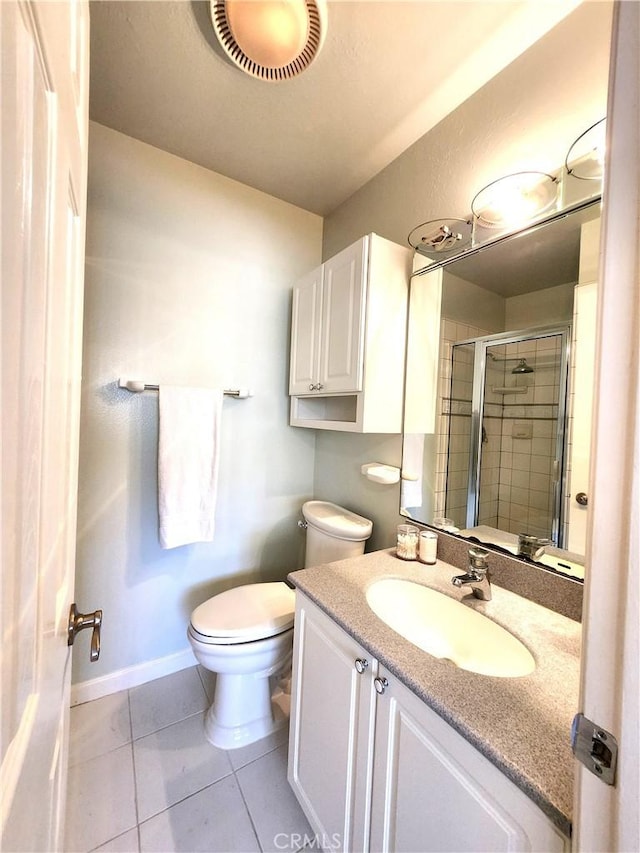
top-left (366, 579), bottom-right (535, 678)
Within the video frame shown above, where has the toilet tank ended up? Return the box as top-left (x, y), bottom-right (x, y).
top-left (302, 500), bottom-right (373, 567)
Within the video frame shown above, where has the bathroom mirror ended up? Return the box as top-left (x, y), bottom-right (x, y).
top-left (401, 199), bottom-right (602, 581)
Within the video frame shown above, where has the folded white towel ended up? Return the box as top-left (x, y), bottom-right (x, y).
top-left (158, 385), bottom-right (223, 549)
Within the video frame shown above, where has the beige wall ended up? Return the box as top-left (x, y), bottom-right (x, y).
top-left (315, 2), bottom-right (610, 550)
top-left (74, 123), bottom-right (322, 688)
top-left (441, 272), bottom-right (506, 332)
top-left (322, 2), bottom-right (611, 259)
top-left (505, 283), bottom-right (575, 328)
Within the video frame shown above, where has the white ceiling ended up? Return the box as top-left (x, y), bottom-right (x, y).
top-left (88, 0), bottom-right (584, 216)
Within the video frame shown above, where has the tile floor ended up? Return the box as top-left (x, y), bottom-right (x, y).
top-left (65, 666), bottom-right (313, 852)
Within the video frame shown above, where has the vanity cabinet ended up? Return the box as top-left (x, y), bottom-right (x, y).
top-left (289, 233), bottom-right (411, 432)
top-left (288, 593), bottom-right (569, 853)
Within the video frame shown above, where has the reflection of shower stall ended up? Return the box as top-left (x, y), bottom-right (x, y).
top-left (445, 326), bottom-right (570, 546)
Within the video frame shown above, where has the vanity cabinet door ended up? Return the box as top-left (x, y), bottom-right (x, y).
top-left (288, 596), bottom-right (377, 853)
top-left (369, 667), bottom-right (568, 853)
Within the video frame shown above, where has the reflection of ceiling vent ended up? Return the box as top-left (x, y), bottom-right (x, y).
top-left (210, 0), bottom-right (327, 82)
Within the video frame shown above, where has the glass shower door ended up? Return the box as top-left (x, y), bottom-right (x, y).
top-left (446, 327), bottom-right (569, 546)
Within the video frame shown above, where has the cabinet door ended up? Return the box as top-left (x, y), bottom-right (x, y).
top-left (289, 266), bottom-right (323, 395)
top-left (319, 237), bottom-right (367, 393)
top-left (288, 596), bottom-right (376, 853)
top-left (370, 668), bottom-right (567, 853)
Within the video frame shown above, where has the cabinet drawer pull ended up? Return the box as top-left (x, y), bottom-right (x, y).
top-left (354, 658), bottom-right (368, 674)
top-left (374, 676), bottom-right (389, 695)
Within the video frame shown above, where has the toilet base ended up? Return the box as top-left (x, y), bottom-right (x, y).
top-left (203, 681), bottom-right (291, 749)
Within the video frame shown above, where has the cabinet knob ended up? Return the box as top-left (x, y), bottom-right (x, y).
top-left (354, 658), bottom-right (368, 674)
top-left (309, 383), bottom-right (316, 391)
top-left (374, 676), bottom-right (389, 695)
top-left (576, 492), bottom-right (588, 506)
top-left (316, 383), bottom-right (324, 391)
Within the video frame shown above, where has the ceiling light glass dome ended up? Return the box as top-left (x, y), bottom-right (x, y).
top-left (211, 0), bottom-right (327, 82)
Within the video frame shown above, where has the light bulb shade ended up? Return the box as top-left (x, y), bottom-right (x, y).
top-left (471, 171), bottom-right (559, 230)
top-left (211, 0), bottom-right (326, 81)
top-left (408, 218), bottom-right (472, 260)
top-left (226, 1), bottom-right (308, 68)
top-left (565, 118), bottom-right (606, 180)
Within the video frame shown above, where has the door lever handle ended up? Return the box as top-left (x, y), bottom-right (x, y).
top-left (68, 603), bottom-right (102, 662)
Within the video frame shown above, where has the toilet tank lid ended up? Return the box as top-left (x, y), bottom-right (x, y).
top-left (190, 582), bottom-right (295, 640)
top-left (302, 500), bottom-right (373, 541)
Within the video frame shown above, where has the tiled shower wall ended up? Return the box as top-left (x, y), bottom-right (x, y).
top-left (493, 336), bottom-right (562, 538)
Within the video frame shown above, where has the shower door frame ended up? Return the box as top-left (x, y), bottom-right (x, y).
top-left (456, 324), bottom-right (571, 546)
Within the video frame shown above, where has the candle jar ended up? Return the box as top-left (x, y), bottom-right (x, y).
top-left (419, 530), bottom-right (438, 564)
top-left (396, 524), bottom-right (419, 560)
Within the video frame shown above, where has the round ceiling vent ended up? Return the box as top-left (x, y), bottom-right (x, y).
top-left (210, 0), bottom-right (327, 82)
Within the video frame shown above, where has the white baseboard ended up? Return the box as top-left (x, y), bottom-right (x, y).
top-left (70, 647), bottom-right (197, 706)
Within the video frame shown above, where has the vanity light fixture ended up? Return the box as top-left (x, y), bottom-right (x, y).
top-left (471, 171), bottom-right (559, 230)
top-left (407, 218), bottom-right (473, 259)
top-left (210, 0), bottom-right (327, 81)
top-left (565, 117), bottom-right (607, 180)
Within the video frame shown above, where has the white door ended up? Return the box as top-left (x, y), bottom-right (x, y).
top-left (572, 3), bottom-right (639, 850)
top-left (319, 237), bottom-right (367, 393)
top-left (288, 596), bottom-right (376, 852)
top-left (1, 2), bottom-right (89, 850)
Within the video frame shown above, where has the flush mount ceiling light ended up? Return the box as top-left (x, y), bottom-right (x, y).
top-left (407, 218), bottom-right (472, 259)
top-left (471, 171), bottom-right (559, 230)
top-left (565, 118), bottom-right (607, 180)
top-left (210, 0), bottom-right (327, 82)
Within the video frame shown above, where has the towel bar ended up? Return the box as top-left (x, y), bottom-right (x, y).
top-left (118, 379), bottom-right (253, 398)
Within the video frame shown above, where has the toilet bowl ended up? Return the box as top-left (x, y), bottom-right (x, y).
top-left (188, 500), bottom-right (373, 749)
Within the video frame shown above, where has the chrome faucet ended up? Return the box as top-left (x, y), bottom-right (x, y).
top-left (452, 547), bottom-right (492, 601)
top-left (517, 533), bottom-right (550, 560)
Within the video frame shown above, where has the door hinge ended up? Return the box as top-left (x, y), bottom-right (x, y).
top-left (571, 713), bottom-right (618, 785)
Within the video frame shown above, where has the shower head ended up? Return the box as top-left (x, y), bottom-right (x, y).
top-left (512, 358), bottom-right (534, 374)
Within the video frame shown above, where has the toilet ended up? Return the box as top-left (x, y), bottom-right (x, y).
top-left (187, 500), bottom-right (373, 749)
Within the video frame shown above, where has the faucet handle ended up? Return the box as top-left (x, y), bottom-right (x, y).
top-left (517, 533), bottom-right (550, 559)
top-left (468, 546), bottom-right (490, 571)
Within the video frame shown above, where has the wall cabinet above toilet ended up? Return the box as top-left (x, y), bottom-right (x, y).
top-left (289, 234), bottom-right (411, 433)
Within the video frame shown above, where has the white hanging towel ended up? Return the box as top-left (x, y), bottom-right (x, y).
top-left (158, 385), bottom-right (223, 549)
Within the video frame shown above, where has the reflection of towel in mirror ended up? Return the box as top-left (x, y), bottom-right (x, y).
top-left (158, 385), bottom-right (223, 549)
top-left (400, 433), bottom-right (425, 510)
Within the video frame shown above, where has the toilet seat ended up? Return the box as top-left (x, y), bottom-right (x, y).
top-left (189, 581), bottom-right (295, 645)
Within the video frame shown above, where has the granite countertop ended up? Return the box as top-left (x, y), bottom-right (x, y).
top-left (288, 549), bottom-right (581, 838)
